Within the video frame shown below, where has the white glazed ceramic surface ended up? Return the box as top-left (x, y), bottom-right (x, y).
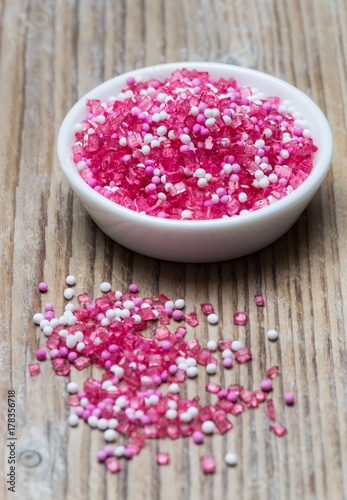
top-left (57, 62), bottom-right (333, 263)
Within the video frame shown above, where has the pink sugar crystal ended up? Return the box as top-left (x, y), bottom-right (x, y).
top-left (28, 363), bottom-right (40, 376)
top-left (206, 381), bottom-right (221, 394)
top-left (234, 348), bottom-right (252, 363)
top-left (254, 294), bottom-right (265, 306)
top-left (233, 311), bottom-right (247, 325)
top-left (269, 421), bottom-right (287, 437)
top-left (105, 456), bottom-right (121, 472)
top-left (200, 303), bottom-right (214, 314)
top-left (201, 455), bottom-right (216, 473)
top-left (72, 69), bottom-right (317, 221)
top-left (266, 366), bottom-right (279, 378)
top-left (267, 399), bottom-right (275, 420)
top-left (51, 358), bottom-right (70, 376)
top-left (184, 312), bottom-right (199, 327)
top-left (156, 452), bottom-right (170, 465)
top-left (74, 356), bottom-right (91, 370)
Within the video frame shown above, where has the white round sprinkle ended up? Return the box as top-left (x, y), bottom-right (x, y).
top-left (157, 125), bottom-right (167, 136)
top-left (108, 418), bottom-right (118, 429)
top-left (180, 412), bottom-right (192, 422)
top-left (267, 329), bottom-right (278, 340)
top-left (167, 400), bottom-right (177, 409)
top-left (222, 349), bottom-right (233, 359)
top-left (186, 358), bottom-right (197, 367)
top-left (116, 396), bottom-right (127, 408)
top-left (65, 303), bottom-right (75, 312)
top-left (133, 314), bottom-right (142, 325)
top-left (166, 409), bottom-right (177, 419)
top-left (178, 362), bottom-right (188, 371)
top-left (169, 383), bottom-right (180, 394)
top-left (207, 340), bottom-right (217, 351)
top-left (187, 366), bottom-right (198, 378)
top-left (33, 313), bottom-right (44, 325)
top-left (64, 288), bottom-right (74, 300)
top-left (205, 117), bottom-right (216, 127)
top-left (194, 168), bottom-right (206, 178)
top-left (68, 414), bottom-right (79, 427)
top-left (76, 342), bottom-right (85, 352)
top-left (180, 134), bottom-right (191, 144)
top-left (225, 452), bottom-right (237, 466)
top-left (66, 275), bottom-right (76, 286)
top-left (206, 363), bottom-right (217, 375)
top-left (269, 173), bottom-right (278, 183)
top-left (238, 192), bottom-right (247, 203)
top-left (88, 416), bottom-right (98, 428)
top-left (232, 340), bottom-right (243, 351)
top-left (259, 177), bottom-right (270, 189)
top-left (207, 314), bottom-right (218, 324)
top-left (223, 115), bottom-right (232, 125)
top-left (67, 382), bottom-right (78, 394)
top-left (123, 300), bottom-right (135, 310)
top-left (43, 326), bottom-right (53, 337)
top-left (104, 429), bottom-right (117, 442)
top-left (74, 331), bottom-right (84, 342)
top-left (187, 406), bottom-right (199, 417)
top-left (97, 418), bottom-right (108, 430)
top-left (280, 149), bottom-right (289, 159)
top-left (100, 282), bottom-right (111, 293)
top-left (181, 210), bottom-right (192, 219)
top-left (149, 394), bottom-right (159, 405)
top-left (115, 445), bottom-right (125, 457)
top-left (202, 420), bottom-right (215, 434)
top-left (66, 335), bottom-right (77, 349)
top-left (119, 137), bottom-right (127, 147)
top-left (255, 139), bottom-right (265, 148)
top-left (198, 178), bottom-right (208, 188)
top-left (80, 397), bottom-right (89, 407)
top-left (175, 299), bottom-right (185, 309)
top-left (40, 319), bottom-right (50, 330)
top-left (165, 300), bottom-right (174, 309)
top-left (190, 106), bottom-right (199, 116)
top-left (142, 145), bottom-right (151, 155)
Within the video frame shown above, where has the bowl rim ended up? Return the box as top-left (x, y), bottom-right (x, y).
top-left (57, 62), bottom-right (334, 229)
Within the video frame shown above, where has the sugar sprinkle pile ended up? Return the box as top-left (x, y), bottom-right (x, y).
top-left (30, 277), bottom-right (294, 474)
top-left (72, 68), bottom-right (317, 220)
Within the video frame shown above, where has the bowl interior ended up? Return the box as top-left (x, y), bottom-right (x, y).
top-left (58, 62), bottom-right (333, 228)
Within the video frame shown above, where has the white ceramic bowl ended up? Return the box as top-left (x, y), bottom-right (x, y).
top-left (57, 62), bottom-right (333, 263)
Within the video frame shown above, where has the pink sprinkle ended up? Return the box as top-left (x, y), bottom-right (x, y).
top-left (284, 392), bottom-right (295, 405)
top-left (45, 303), bottom-right (54, 311)
top-left (36, 349), bottom-right (47, 361)
top-left (201, 455), bottom-right (216, 473)
top-left (227, 391), bottom-right (239, 403)
top-left (223, 357), bottom-right (233, 368)
top-left (126, 76), bottom-right (136, 86)
top-left (260, 379), bottom-right (273, 392)
top-left (129, 283), bottom-right (138, 293)
top-left (97, 450), bottom-right (107, 462)
top-left (38, 282), bottom-right (48, 292)
top-left (172, 310), bottom-right (183, 321)
top-left (156, 452), bottom-right (169, 465)
top-left (192, 431), bottom-right (204, 444)
top-left (28, 363), bottom-right (40, 376)
top-left (49, 349), bottom-right (59, 359)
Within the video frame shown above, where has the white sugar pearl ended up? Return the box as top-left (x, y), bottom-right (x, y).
top-left (115, 445), bottom-right (125, 457)
top-left (68, 316), bottom-right (77, 326)
top-left (151, 140), bottom-right (160, 148)
top-left (66, 275), bottom-right (76, 286)
top-left (165, 300), bottom-right (174, 309)
top-left (67, 382), bottom-right (78, 394)
top-left (222, 349), bottom-right (233, 359)
top-left (144, 133), bottom-right (153, 144)
top-left (180, 134), bottom-right (191, 144)
top-left (202, 420), bottom-right (215, 434)
top-left (194, 168), bottom-right (206, 178)
top-left (166, 409), bottom-right (177, 419)
top-left (58, 329), bottom-right (68, 338)
top-left (180, 412), bottom-right (192, 422)
top-left (104, 429), bottom-right (117, 442)
top-left (80, 397), bottom-right (89, 407)
top-left (255, 170), bottom-right (264, 180)
top-left (149, 394), bottom-right (159, 405)
top-left (102, 380), bottom-right (113, 389)
top-left (223, 162), bottom-right (232, 173)
top-left (303, 128), bottom-right (311, 138)
top-left (43, 326), bottom-right (53, 336)
top-left (133, 314), bottom-right (142, 325)
top-left (50, 318), bottom-right (59, 328)
top-left (74, 123), bottom-right (83, 133)
top-left (175, 299), bottom-right (185, 309)
top-left (223, 115), bottom-right (232, 125)
top-left (167, 400), bottom-right (177, 409)
top-left (123, 300), bottom-right (135, 310)
top-left (267, 329), bottom-right (278, 340)
top-left (225, 452), bottom-right (237, 466)
top-left (238, 192), bottom-right (247, 203)
top-left (65, 303), bottom-right (75, 312)
top-left (207, 340), bottom-right (217, 351)
top-left (142, 145), bottom-right (151, 155)
top-left (135, 410), bottom-right (144, 419)
top-left (190, 106), bottom-right (199, 116)
top-left (88, 416), bottom-right (98, 428)
top-left (74, 331), bottom-right (83, 342)
top-left (68, 414), bottom-right (79, 427)
top-left (280, 149), bottom-right (289, 159)
top-left (207, 314), bottom-right (218, 324)
top-left (181, 210), bottom-right (192, 219)
top-left (204, 108), bottom-right (213, 118)
top-left (108, 418), bottom-right (118, 429)
top-left (263, 128), bottom-right (272, 138)
top-left (100, 282), bottom-right (111, 293)
top-left (33, 313), bottom-right (44, 325)
top-left (205, 118), bottom-right (216, 127)
top-left (268, 173), bottom-right (278, 183)
top-left (64, 288), bottom-right (74, 300)
top-left (178, 362), bottom-right (188, 371)
top-left (206, 363), bottom-right (217, 375)
top-left (77, 342), bottom-right (85, 352)
top-left (232, 340), bottom-right (243, 351)
top-left (186, 358), bottom-right (197, 367)
top-left (39, 319), bottom-right (49, 330)
top-left (169, 383), bottom-right (180, 394)
top-left (187, 406), bottom-right (199, 417)
top-left (176, 356), bottom-right (186, 366)
top-left (157, 125), bottom-right (167, 136)
top-left (259, 177), bottom-right (270, 189)
top-left (116, 396), bottom-right (127, 408)
top-left (152, 113), bottom-right (161, 122)
top-left (66, 335), bottom-right (77, 349)
top-left (255, 139), bottom-right (265, 148)
top-left (97, 418), bottom-right (108, 430)
top-left (119, 137), bottom-right (127, 146)
top-left (168, 130), bottom-right (176, 140)
top-left (187, 366), bottom-right (198, 378)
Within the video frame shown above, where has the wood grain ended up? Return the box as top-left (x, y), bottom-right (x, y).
top-left (1, 0), bottom-right (346, 499)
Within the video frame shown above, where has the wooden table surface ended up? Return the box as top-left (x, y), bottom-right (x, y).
top-left (1, 1), bottom-right (346, 499)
